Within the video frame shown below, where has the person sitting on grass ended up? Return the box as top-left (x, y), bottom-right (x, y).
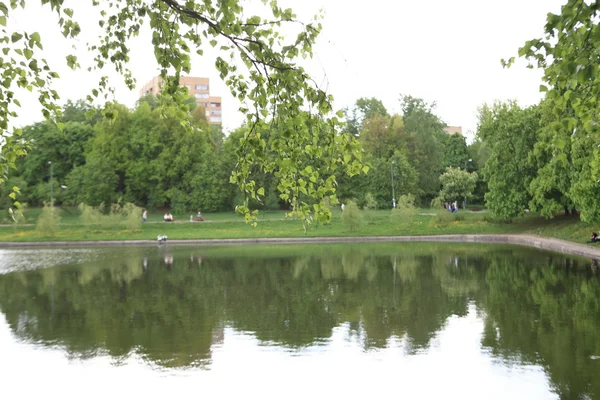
top-left (196, 211), bottom-right (204, 222)
top-left (163, 213), bottom-right (174, 222)
top-left (591, 232), bottom-right (599, 243)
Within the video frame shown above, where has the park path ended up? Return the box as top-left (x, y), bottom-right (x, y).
top-left (0, 234), bottom-right (598, 260)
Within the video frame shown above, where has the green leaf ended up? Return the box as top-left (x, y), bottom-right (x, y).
top-left (66, 54), bottom-right (78, 69)
top-left (11, 32), bottom-right (23, 43)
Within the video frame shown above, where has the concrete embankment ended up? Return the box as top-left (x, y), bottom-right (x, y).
top-left (0, 234), bottom-right (598, 260)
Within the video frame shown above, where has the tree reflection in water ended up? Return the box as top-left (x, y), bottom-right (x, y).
top-left (0, 243), bottom-right (599, 398)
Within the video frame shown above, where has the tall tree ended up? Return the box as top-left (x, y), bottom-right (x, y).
top-left (528, 100), bottom-right (576, 218)
top-left (438, 167), bottom-right (478, 207)
top-left (477, 101), bottom-right (539, 220)
top-left (344, 97), bottom-right (388, 137)
top-left (442, 133), bottom-right (470, 170)
top-left (0, 0), bottom-right (366, 225)
top-left (399, 95), bottom-right (447, 202)
top-left (507, 0), bottom-right (600, 221)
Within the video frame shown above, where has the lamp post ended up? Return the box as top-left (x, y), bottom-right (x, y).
top-left (463, 158), bottom-right (472, 209)
top-left (48, 161), bottom-right (53, 208)
top-left (390, 161), bottom-right (396, 209)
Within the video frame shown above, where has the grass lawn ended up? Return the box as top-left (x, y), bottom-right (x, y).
top-left (0, 206), bottom-right (596, 244)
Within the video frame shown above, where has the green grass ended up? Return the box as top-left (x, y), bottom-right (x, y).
top-left (0, 206), bottom-right (597, 245)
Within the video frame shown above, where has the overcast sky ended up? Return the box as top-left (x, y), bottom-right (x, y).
top-left (11, 0), bottom-right (565, 141)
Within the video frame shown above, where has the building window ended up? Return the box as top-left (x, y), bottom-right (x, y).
top-left (209, 102), bottom-right (221, 108)
top-left (210, 110), bottom-right (221, 115)
top-left (210, 116), bottom-right (222, 123)
top-left (195, 93), bottom-right (209, 99)
top-left (195, 84), bottom-right (209, 91)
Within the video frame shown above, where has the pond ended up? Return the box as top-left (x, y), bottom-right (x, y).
top-left (0, 243), bottom-right (599, 399)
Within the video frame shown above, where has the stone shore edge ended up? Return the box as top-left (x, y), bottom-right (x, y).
top-left (0, 234), bottom-right (599, 259)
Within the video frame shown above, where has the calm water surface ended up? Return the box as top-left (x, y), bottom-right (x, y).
top-left (0, 243), bottom-right (599, 399)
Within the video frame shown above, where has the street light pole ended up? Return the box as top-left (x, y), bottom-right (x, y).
top-left (463, 158), bottom-right (472, 210)
top-left (48, 161), bottom-right (53, 208)
top-left (390, 161), bottom-right (396, 209)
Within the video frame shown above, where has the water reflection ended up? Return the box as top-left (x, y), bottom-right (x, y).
top-left (0, 244), bottom-right (599, 399)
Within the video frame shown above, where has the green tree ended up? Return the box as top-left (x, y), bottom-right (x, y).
top-left (344, 97), bottom-right (388, 137)
top-left (477, 101), bottom-right (539, 220)
top-left (399, 95), bottom-right (447, 202)
top-left (66, 153), bottom-right (120, 207)
top-left (438, 167), bottom-right (478, 207)
top-left (467, 138), bottom-right (492, 172)
top-left (528, 100), bottom-right (576, 218)
top-left (17, 116), bottom-right (94, 206)
top-left (359, 114), bottom-right (406, 160)
top-left (507, 0), bottom-right (600, 222)
top-left (466, 138), bottom-right (491, 205)
top-left (442, 133), bottom-right (470, 170)
top-left (364, 152), bottom-right (419, 209)
top-left (0, 0), bottom-right (366, 225)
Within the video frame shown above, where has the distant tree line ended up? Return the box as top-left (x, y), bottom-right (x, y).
top-left (5, 90), bottom-right (596, 224)
top-left (4, 94), bottom-right (483, 214)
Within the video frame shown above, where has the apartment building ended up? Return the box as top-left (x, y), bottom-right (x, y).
top-left (139, 76), bottom-right (222, 125)
top-left (443, 126), bottom-right (463, 136)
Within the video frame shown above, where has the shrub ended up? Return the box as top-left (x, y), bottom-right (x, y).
top-left (121, 202), bottom-right (143, 230)
top-left (341, 200), bottom-right (363, 232)
top-left (36, 202), bottom-right (60, 237)
top-left (79, 203), bottom-right (104, 228)
top-left (391, 194), bottom-right (418, 227)
top-left (453, 213), bottom-right (465, 222)
top-left (432, 211), bottom-right (453, 227)
top-left (78, 202), bottom-right (142, 230)
top-left (363, 193), bottom-right (378, 211)
top-left (430, 197), bottom-right (443, 209)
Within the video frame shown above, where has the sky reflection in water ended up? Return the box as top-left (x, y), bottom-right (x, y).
top-left (0, 243), bottom-right (597, 399)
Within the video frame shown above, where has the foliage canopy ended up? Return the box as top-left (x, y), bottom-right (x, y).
top-left (0, 0), bottom-right (367, 226)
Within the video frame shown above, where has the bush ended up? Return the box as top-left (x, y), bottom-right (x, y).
top-left (78, 202), bottom-right (142, 230)
top-left (453, 213), bottom-right (465, 222)
top-left (341, 200), bottom-right (363, 232)
top-left (121, 202), bottom-right (143, 230)
top-left (433, 210), bottom-right (453, 227)
top-left (391, 194), bottom-right (418, 227)
top-left (79, 203), bottom-right (104, 228)
top-left (36, 203), bottom-right (61, 237)
top-left (363, 193), bottom-right (378, 211)
top-left (430, 197), bottom-right (443, 209)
